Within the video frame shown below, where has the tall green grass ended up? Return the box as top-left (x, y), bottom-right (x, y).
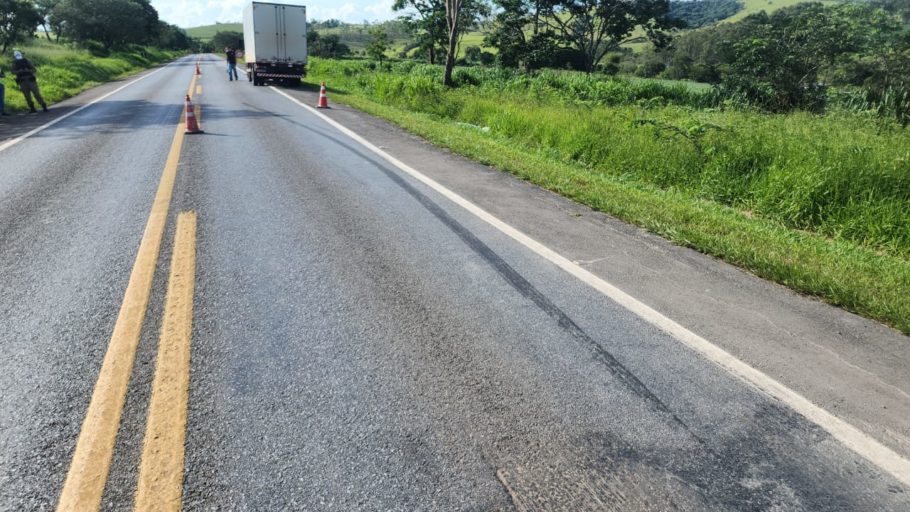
top-left (1, 40), bottom-right (180, 113)
top-left (308, 58), bottom-right (910, 334)
top-left (312, 59), bottom-right (910, 259)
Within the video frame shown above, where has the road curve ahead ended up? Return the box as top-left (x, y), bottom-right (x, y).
top-left (1, 55), bottom-right (908, 511)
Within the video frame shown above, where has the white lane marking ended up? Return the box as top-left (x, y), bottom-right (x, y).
top-left (0, 58), bottom-right (189, 155)
top-left (271, 85), bottom-right (910, 488)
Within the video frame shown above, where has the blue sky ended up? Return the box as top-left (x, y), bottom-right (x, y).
top-left (151, 0), bottom-right (398, 28)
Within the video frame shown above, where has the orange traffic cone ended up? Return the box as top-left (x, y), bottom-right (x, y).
top-left (195, 60), bottom-right (202, 75)
top-left (316, 82), bottom-right (329, 108)
top-left (185, 95), bottom-right (203, 134)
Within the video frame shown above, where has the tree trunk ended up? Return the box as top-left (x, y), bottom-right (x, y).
top-left (443, 27), bottom-right (458, 87)
top-left (443, 0), bottom-right (462, 87)
top-left (42, 23), bottom-right (52, 41)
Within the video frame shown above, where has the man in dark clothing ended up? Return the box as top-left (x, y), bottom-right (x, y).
top-left (12, 51), bottom-right (48, 113)
top-left (225, 47), bottom-right (238, 81)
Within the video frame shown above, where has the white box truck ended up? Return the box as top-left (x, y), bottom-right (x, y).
top-left (243, 2), bottom-right (307, 86)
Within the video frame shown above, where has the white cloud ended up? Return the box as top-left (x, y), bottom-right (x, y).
top-left (151, 0), bottom-right (397, 27)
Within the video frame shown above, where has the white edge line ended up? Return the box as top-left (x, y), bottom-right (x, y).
top-left (269, 85), bottom-right (910, 488)
top-left (0, 57), bottom-right (187, 154)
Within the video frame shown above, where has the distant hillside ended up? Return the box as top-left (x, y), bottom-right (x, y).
top-left (667, 0), bottom-right (836, 28)
top-left (669, 0), bottom-right (743, 28)
top-left (185, 23), bottom-right (242, 41)
top-left (723, 0), bottom-right (833, 22)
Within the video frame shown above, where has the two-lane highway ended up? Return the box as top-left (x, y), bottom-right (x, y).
top-left (1, 55), bottom-right (908, 510)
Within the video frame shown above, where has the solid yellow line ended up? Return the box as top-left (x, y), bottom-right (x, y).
top-left (188, 74), bottom-right (197, 99)
top-left (57, 79), bottom-right (194, 512)
top-left (134, 211), bottom-right (197, 512)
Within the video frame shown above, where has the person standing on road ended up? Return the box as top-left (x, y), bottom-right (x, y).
top-left (226, 47), bottom-right (239, 81)
top-left (12, 51), bottom-right (48, 113)
top-left (0, 66), bottom-right (9, 116)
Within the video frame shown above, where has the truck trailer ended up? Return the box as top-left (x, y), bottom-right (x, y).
top-left (243, 2), bottom-right (307, 86)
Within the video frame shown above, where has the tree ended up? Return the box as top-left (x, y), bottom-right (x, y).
top-left (131, 0), bottom-right (160, 42)
top-left (155, 21), bottom-right (192, 50)
top-left (443, 0), bottom-right (462, 85)
top-left (667, 0), bottom-right (741, 29)
top-left (870, 0), bottom-right (910, 23)
top-left (444, 0), bottom-right (489, 85)
top-left (720, 3), bottom-right (899, 111)
top-left (485, 0), bottom-right (558, 71)
top-left (35, 0), bottom-right (61, 41)
top-left (366, 26), bottom-right (390, 67)
top-left (540, 0), bottom-right (681, 73)
top-left (52, 0), bottom-right (158, 47)
top-left (393, 0), bottom-right (448, 64)
top-left (853, 33), bottom-right (910, 125)
top-left (394, 0), bottom-right (487, 71)
top-left (308, 32), bottom-right (350, 58)
top-left (211, 30), bottom-right (243, 51)
top-left (0, 0), bottom-right (41, 53)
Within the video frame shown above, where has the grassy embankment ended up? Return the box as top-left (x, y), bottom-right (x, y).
top-left (306, 58), bottom-right (910, 334)
top-left (1, 39), bottom-right (181, 113)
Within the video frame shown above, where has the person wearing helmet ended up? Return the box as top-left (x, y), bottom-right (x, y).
top-left (12, 51), bottom-right (48, 113)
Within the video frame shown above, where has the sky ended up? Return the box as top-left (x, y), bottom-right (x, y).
top-left (150, 0), bottom-right (398, 28)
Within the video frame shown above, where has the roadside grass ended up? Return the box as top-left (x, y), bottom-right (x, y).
top-left (1, 39), bottom-right (181, 113)
top-left (307, 58), bottom-right (910, 335)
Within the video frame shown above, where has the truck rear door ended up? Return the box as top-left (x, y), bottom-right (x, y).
top-left (280, 5), bottom-right (307, 64)
top-left (252, 3), bottom-right (280, 61)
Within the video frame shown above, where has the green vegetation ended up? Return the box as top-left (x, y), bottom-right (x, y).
top-left (668, 0), bottom-right (743, 28)
top-left (1, 38), bottom-right (179, 112)
top-left (306, 58), bottom-right (910, 333)
top-left (186, 20), bottom-right (489, 59)
top-left (366, 26), bottom-right (390, 66)
top-left (14, 0), bottom-right (193, 50)
top-left (725, 0), bottom-right (831, 22)
top-left (1, 1), bottom-right (189, 113)
top-left (628, 2), bottom-right (910, 123)
top-left (184, 22), bottom-right (242, 41)
top-left (1, 0), bottom-right (42, 52)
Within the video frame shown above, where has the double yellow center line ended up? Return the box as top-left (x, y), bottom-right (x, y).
top-left (57, 73), bottom-right (201, 512)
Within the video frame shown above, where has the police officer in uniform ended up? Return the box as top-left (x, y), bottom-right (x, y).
top-left (12, 51), bottom-right (48, 113)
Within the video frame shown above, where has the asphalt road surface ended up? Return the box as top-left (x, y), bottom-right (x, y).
top-left (1, 55), bottom-right (909, 511)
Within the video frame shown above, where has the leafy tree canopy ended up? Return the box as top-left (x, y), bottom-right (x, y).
top-left (0, 0), bottom-right (42, 52)
top-left (52, 0), bottom-right (160, 47)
